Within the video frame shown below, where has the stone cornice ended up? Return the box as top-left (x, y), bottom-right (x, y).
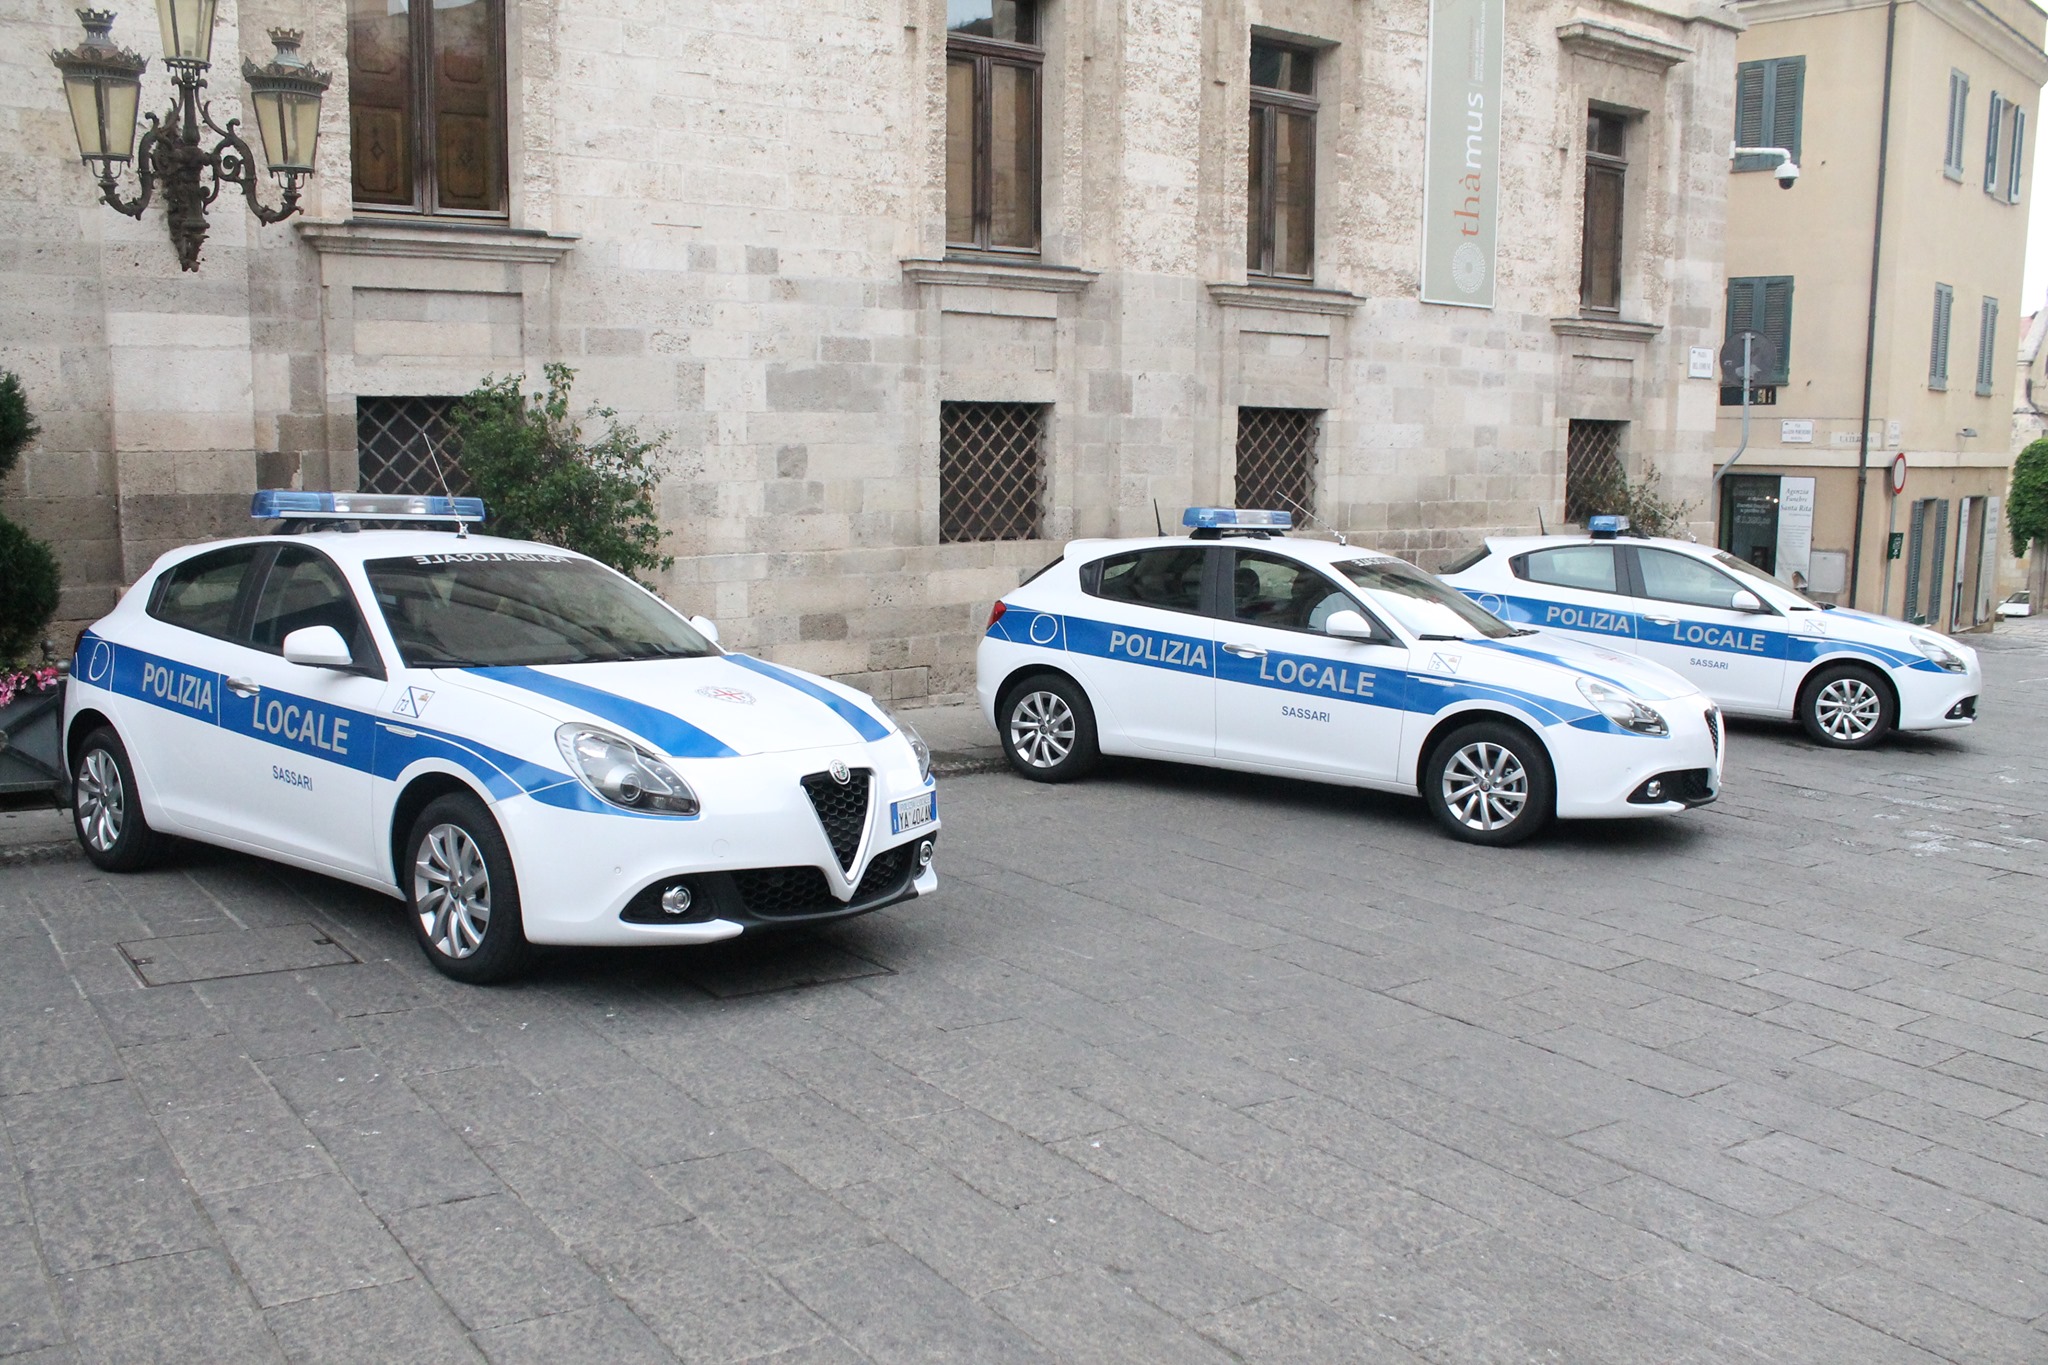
top-left (1206, 281), bottom-right (1364, 316)
top-left (1737, 0), bottom-right (2048, 82)
top-left (297, 219), bottom-right (580, 264)
top-left (901, 257), bottom-right (1099, 293)
top-left (1552, 315), bottom-right (1665, 342)
top-left (1557, 16), bottom-right (1695, 69)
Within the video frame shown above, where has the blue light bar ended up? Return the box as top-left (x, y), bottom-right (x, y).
top-left (1587, 515), bottom-right (1630, 539)
top-left (1182, 507), bottom-right (1293, 530)
top-left (252, 490), bottom-right (486, 523)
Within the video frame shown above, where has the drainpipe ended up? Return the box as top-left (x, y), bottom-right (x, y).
top-left (1849, 0), bottom-right (1899, 607)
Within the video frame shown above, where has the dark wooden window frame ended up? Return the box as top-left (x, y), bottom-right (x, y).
top-left (1580, 107), bottom-right (1627, 315)
top-left (945, 28), bottom-right (1044, 255)
top-left (1248, 42), bottom-right (1318, 281)
top-left (349, 0), bottom-right (509, 217)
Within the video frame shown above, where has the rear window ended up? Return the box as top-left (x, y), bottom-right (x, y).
top-left (1516, 545), bottom-right (1621, 594)
top-left (1083, 547), bottom-right (1208, 615)
top-left (148, 545), bottom-right (260, 640)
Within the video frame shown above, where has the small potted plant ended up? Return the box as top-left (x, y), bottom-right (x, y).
top-left (0, 371), bottom-right (65, 796)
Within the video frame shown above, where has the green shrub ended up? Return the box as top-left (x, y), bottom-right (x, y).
top-left (2011, 437), bottom-right (2048, 561)
top-left (0, 371), bottom-right (57, 668)
top-left (1573, 460), bottom-right (1698, 538)
top-left (445, 364), bottom-right (672, 581)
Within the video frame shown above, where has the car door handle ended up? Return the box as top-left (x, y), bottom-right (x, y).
top-left (1222, 643), bottom-right (1267, 658)
top-left (1644, 615), bottom-right (1677, 627)
top-left (226, 677), bottom-right (260, 697)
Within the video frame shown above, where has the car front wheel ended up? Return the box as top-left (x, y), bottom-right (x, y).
top-left (405, 793), bottom-right (530, 984)
top-left (1799, 663), bottom-right (1894, 748)
top-left (1423, 721), bottom-right (1554, 846)
top-left (998, 673), bottom-right (1101, 783)
top-left (71, 727), bottom-right (166, 872)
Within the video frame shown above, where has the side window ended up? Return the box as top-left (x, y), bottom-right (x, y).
top-left (148, 546), bottom-right (261, 640)
top-left (1635, 549), bottom-right (1747, 611)
top-left (1516, 546), bottom-right (1621, 594)
top-left (1228, 551), bottom-right (1357, 633)
top-left (250, 547), bottom-right (376, 666)
top-left (1087, 548), bottom-right (1209, 615)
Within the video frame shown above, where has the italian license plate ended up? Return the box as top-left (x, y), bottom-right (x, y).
top-left (890, 792), bottom-right (935, 834)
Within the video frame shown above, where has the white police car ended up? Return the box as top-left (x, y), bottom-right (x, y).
top-left (976, 509), bottom-right (1723, 845)
top-left (1441, 517), bottom-right (1983, 749)
top-left (64, 493), bottom-right (938, 982)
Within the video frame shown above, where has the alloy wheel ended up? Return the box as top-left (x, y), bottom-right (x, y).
top-left (414, 823), bottom-right (492, 959)
top-left (1814, 677), bottom-right (1883, 743)
top-left (76, 749), bottom-right (126, 854)
top-left (1010, 690), bottom-right (1076, 769)
top-left (1441, 741), bottom-right (1529, 832)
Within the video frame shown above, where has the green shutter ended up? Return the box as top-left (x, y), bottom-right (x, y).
top-left (1930, 284), bottom-right (1953, 389)
top-left (1947, 71), bottom-right (1969, 178)
top-left (1734, 58), bottom-right (1803, 172)
top-left (1978, 297), bottom-right (1999, 395)
top-left (1985, 94), bottom-right (2004, 193)
top-left (1760, 277), bottom-right (1793, 384)
top-left (2010, 108), bottom-right (2028, 202)
top-left (1771, 57), bottom-right (1804, 161)
top-left (1726, 277), bottom-right (1757, 340)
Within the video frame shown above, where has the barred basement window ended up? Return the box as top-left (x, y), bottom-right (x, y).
top-left (1564, 419), bottom-right (1627, 525)
top-left (1234, 407), bottom-right (1318, 515)
top-left (940, 402), bottom-right (1043, 542)
top-left (357, 396), bottom-right (472, 496)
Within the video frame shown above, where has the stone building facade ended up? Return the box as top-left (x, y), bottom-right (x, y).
top-left (2, 0), bottom-right (1739, 701)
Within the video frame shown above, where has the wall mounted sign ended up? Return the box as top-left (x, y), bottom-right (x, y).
top-left (1776, 476), bottom-right (1815, 582)
top-left (1420, 0), bottom-right (1503, 309)
top-left (1780, 420), bottom-right (1813, 443)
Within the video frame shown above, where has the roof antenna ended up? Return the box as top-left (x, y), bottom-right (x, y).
top-left (1537, 505), bottom-right (1547, 536)
top-left (1276, 492), bottom-right (1346, 547)
top-left (1154, 499), bottom-right (1165, 537)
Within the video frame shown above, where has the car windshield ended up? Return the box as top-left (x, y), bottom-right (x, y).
top-left (1331, 558), bottom-right (1520, 640)
top-left (1711, 550), bottom-right (1821, 606)
top-left (366, 552), bottom-right (717, 668)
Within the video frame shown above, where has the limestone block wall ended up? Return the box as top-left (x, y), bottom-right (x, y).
top-left (0, 0), bottom-right (1739, 701)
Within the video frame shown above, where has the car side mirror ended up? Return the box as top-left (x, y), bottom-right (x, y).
top-left (1729, 590), bottom-right (1765, 613)
top-left (1323, 609), bottom-right (1380, 641)
top-left (282, 625), bottom-right (355, 670)
top-left (689, 614), bottom-right (721, 645)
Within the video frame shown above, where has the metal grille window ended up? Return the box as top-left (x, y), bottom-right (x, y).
top-left (1248, 40), bottom-right (1317, 279)
top-left (1581, 109), bottom-right (1626, 314)
top-left (939, 401), bottom-right (1043, 542)
top-left (1233, 407), bottom-right (1318, 515)
top-left (1564, 419), bottom-right (1627, 525)
top-left (357, 396), bottom-right (472, 495)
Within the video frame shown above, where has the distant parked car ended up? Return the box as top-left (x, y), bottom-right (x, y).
top-left (1997, 591), bottom-right (2031, 619)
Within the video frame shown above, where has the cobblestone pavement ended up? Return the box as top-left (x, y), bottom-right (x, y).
top-left (4, 626), bottom-right (2048, 1363)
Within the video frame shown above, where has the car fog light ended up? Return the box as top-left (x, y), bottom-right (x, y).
top-left (1643, 780), bottom-right (1663, 800)
top-left (660, 885), bottom-right (693, 916)
top-left (917, 840), bottom-right (934, 868)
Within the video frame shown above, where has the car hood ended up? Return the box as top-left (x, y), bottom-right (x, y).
top-left (437, 655), bottom-right (896, 759)
top-left (1460, 630), bottom-right (1703, 702)
top-left (1797, 608), bottom-right (1978, 662)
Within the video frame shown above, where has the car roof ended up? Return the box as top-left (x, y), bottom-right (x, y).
top-left (158, 529), bottom-right (592, 571)
top-left (1059, 534), bottom-right (1401, 567)
top-left (1475, 533), bottom-right (1715, 559)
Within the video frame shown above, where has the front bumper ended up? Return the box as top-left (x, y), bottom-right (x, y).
top-left (1895, 656), bottom-right (1983, 732)
top-left (1550, 700), bottom-right (1724, 820)
top-left (494, 743), bottom-right (939, 947)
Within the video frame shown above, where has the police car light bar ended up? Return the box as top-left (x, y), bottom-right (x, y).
top-left (1183, 507), bottom-right (1293, 531)
top-left (252, 491), bottom-right (487, 524)
top-left (1587, 515), bottom-right (1631, 539)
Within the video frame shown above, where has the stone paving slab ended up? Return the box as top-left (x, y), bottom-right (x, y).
top-left (1, 622), bottom-right (2046, 1361)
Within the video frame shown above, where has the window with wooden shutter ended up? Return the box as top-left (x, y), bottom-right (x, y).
top-left (1725, 276), bottom-right (1793, 384)
top-left (1946, 71), bottom-right (1970, 180)
top-left (1977, 297), bottom-right (2000, 396)
top-left (2009, 108), bottom-right (2028, 203)
top-left (1985, 94), bottom-right (2006, 194)
top-left (1930, 284), bottom-right (1953, 390)
top-left (348, 0), bottom-right (508, 215)
top-left (1733, 57), bottom-right (1803, 172)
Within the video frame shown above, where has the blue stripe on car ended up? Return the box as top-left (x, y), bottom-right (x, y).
top-left (726, 654), bottom-right (892, 742)
top-left (465, 665), bottom-right (739, 758)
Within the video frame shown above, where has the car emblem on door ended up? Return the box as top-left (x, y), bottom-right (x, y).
top-left (829, 759), bottom-right (851, 784)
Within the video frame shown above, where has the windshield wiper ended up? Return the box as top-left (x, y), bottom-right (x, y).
top-left (1510, 628), bottom-right (1540, 637)
top-left (1416, 633), bottom-right (1466, 641)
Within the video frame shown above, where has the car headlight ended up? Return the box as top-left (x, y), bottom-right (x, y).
top-left (555, 724), bottom-right (699, 816)
top-left (1576, 677), bottom-right (1668, 736)
top-left (1911, 634), bottom-right (1967, 673)
top-left (877, 704), bottom-right (933, 781)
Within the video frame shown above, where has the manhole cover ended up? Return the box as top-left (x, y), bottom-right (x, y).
top-left (119, 924), bottom-right (359, 986)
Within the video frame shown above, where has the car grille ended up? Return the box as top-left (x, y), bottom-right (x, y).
top-left (1669, 768), bottom-right (1716, 804)
top-left (1705, 707), bottom-right (1721, 755)
top-left (854, 843), bottom-right (915, 900)
top-left (732, 866), bottom-right (837, 918)
top-left (801, 768), bottom-right (873, 873)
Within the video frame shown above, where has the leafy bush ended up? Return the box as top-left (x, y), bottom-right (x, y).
top-left (2010, 437), bottom-right (2048, 561)
top-left (1572, 460), bottom-right (1698, 538)
top-left (0, 372), bottom-right (57, 669)
top-left (445, 364), bottom-right (672, 581)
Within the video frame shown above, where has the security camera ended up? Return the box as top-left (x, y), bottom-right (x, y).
top-left (1776, 161), bottom-right (1800, 189)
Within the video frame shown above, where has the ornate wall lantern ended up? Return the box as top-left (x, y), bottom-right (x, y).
top-left (50, 6), bottom-right (330, 271)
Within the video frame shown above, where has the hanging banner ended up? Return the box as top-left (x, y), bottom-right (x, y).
top-left (1420, 0), bottom-right (1504, 308)
top-left (1777, 476), bottom-right (1815, 583)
